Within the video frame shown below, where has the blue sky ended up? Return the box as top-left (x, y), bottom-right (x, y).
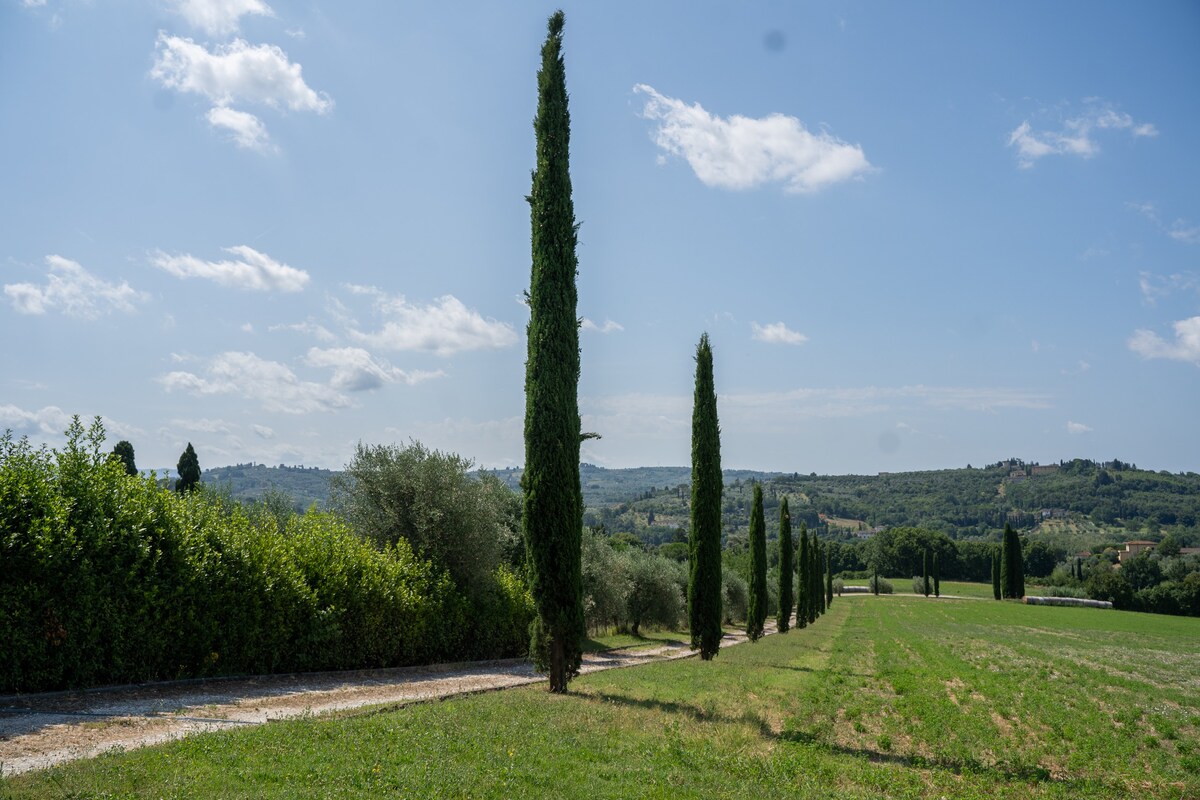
top-left (2, 1), bottom-right (1198, 475)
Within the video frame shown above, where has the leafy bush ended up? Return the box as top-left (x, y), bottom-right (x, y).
top-left (869, 575), bottom-right (894, 594)
top-left (1041, 585), bottom-right (1088, 599)
top-left (723, 571), bottom-right (748, 624)
top-left (0, 420), bottom-right (508, 693)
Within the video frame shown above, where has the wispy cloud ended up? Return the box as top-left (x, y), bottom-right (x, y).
top-left (1128, 317), bottom-right (1200, 366)
top-left (151, 245), bottom-right (309, 292)
top-left (1138, 270), bottom-right (1199, 306)
top-left (1066, 420), bottom-right (1093, 434)
top-left (751, 321), bottom-right (808, 345)
top-left (269, 319), bottom-right (337, 342)
top-left (170, 0), bottom-right (273, 37)
top-left (1008, 101), bottom-right (1156, 168)
top-left (304, 347), bottom-right (444, 391)
top-left (159, 351), bottom-right (351, 413)
top-left (581, 318), bottom-right (624, 334)
top-left (349, 291), bottom-right (517, 356)
top-left (4, 255), bottom-right (146, 319)
top-left (206, 106), bottom-right (274, 152)
top-left (1128, 202), bottom-right (1199, 245)
top-left (634, 84), bottom-right (871, 193)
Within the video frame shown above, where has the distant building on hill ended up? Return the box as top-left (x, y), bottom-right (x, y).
top-left (1118, 540), bottom-right (1158, 562)
top-left (1030, 464), bottom-right (1059, 475)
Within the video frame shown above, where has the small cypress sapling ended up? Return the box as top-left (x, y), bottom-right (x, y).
top-left (933, 552), bottom-right (940, 597)
top-left (992, 549), bottom-right (1002, 600)
top-left (746, 483), bottom-right (768, 642)
top-left (776, 498), bottom-right (794, 633)
top-left (873, 566), bottom-right (879, 596)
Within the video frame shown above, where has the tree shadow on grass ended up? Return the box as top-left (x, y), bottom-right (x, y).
top-left (578, 689), bottom-right (1088, 789)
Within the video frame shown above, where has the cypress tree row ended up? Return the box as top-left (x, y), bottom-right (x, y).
top-left (796, 524), bottom-right (809, 629)
top-left (523, 9), bottom-right (585, 692)
top-left (689, 333), bottom-right (723, 660)
top-left (992, 549), bottom-right (1002, 600)
top-left (777, 498), bottom-right (794, 633)
top-left (933, 552), bottom-right (940, 597)
top-left (746, 483), bottom-right (768, 641)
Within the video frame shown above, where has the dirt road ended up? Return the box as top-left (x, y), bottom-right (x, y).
top-left (1, 628), bottom-right (761, 777)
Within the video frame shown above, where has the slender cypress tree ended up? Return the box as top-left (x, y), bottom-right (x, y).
top-left (992, 549), bottom-right (1002, 600)
top-left (933, 552), bottom-right (941, 597)
top-left (873, 566), bottom-right (879, 596)
top-left (746, 483), bottom-right (768, 641)
top-left (689, 333), bottom-right (723, 660)
top-left (825, 547), bottom-right (834, 607)
top-left (999, 536), bottom-right (1010, 599)
top-left (796, 524), bottom-right (809, 629)
top-left (777, 498), bottom-right (794, 633)
top-left (816, 542), bottom-right (827, 616)
top-left (1002, 523), bottom-right (1024, 599)
top-left (176, 443), bottom-right (200, 493)
top-left (523, 9), bottom-right (585, 692)
top-left (922, 548), bottom-right (930, 597)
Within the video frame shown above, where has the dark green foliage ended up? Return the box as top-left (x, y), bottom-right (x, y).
top-left (1002, 524), bottom-right (1025, 598)
top-left (1086, 571), bottom-right (1134, 610)
top-left (776, 498), bottom-right (794, 632)
top-left (922, 548), bottom-right (930, 597)
top-left (176, 442), bottom-right (200, 494)
top-left (689, 333), bottom-right (724, 659)
top-left (111, 440), bottom-right (136, 476)
top-left (523, 9), bottom-right (585, 692)
top-left (796, 524), bottom-right (809, 628)
top-left (933, 552), bottom-right (940, 597)
top-left (825, 547), bottom-right (834, 607)
top-left (0, 420), bottom-right (532, 693)
top-left (746, 483), bottom-right (767, 641)
top-left (992, 549), bottom-right (1002, 600)
top-left (873, 566), bottom-right (880, 596)
top-left (815, 542), bottom-right (827, 615)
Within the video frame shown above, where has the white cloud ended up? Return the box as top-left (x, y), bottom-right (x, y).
top-left (171, 0), bottom-right (273, 37)
top-left (252, 424), bottom-right (275, 439)
top-left (22, 0), bottom-right (48, 7)
top-left (580, 318), bottom-right (624, 334)
top-left (168, 417), bottom-right (233, 434)
top-left (304, 347), bottom-right (444, 392)
top-left (207, 106), bottom-right (274, 152)
top-left (151, 34), bottom-right (331, 114)
top-left (634, 84), bottom-right (871, 193)
top-left (1128, 317), bottom-right (1200, 366)
top-left (1138, 271), bottom-right (1199, 306)
top-left (751, 321), bottom-right (808, 345)
top-left (1168, 221), bottom-right (1200, 245)
top-left (4, 255), bottom-right (146, 319)
top-left (1066, 421), bottom-right (1093, 435)
top-left (1008, 102), bottom-right (1156, 168)
top-left (159, 351), bottom-right (351, 413)
top-left (151, 245), bottom-right (309, 292)
top-left (350, 294), bottom-right (518, 356)
top-left (0, 404), bottom-right (71, 436)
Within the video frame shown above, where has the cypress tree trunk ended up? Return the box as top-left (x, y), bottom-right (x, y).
top-left (523, 9), bottom-right (585, 693)
top-left (689, 333), bottom-right (723, 660)
top-left (922, 548), bottom-right (930, 597)
top-left (746, 483), bottom-right (767, 641)
top-left (796, 525), bottom-right (809, 629)
top-left (777, 498), bottom-right (794, 633)
top-left (933, 552), bottom-right (940, 597)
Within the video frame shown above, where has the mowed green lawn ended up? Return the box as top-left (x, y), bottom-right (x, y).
top-left (5, 593), bottom-right (1198, 799)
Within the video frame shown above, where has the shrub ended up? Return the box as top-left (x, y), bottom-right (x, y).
top-left (723, 571), bottom-right (748, 624)
top-left (869, 575), bottom-right (893, 594)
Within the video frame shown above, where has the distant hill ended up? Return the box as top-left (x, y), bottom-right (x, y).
top-left (198, 458), bottom-right (1200, 546)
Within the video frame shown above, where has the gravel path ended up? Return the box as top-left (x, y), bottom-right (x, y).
top-left (1, 627), bottom-right (764, 777)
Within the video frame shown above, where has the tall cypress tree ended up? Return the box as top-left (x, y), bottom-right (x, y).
top-left (992, 549), bottom-right (1002, 600)
top-left (689, 333), bottom-right (723, 660)
top-left (522, 9), bottom-right (585, 692)
top-left (796, 524), bottom-right (809, 629)
top-left (176, 443), bottom-right (200, 494)
top-left (825, 547), bottom-right (834, 608)
top-left (933, 552), bottom-right (941, 597)
top-left (1002, 524), bottom-right (1024, 599)
top-left (816, 542), bottom-right (827, 616)
top-left (777, 498), bottom-right (794, 633)
top-left (922, 548), bottom-right (930, 597)
top-left (746, 483), bottom-right (768, 641)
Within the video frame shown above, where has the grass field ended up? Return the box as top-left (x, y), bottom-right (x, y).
top-left (4, 592), bottom-right (1198, 799)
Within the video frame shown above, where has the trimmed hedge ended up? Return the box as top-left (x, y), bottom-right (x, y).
top-left (0, 421), bottom-right (531, 693)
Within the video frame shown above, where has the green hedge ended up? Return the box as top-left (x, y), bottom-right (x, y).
top-left (0, 421), bottom-right (530, 693)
